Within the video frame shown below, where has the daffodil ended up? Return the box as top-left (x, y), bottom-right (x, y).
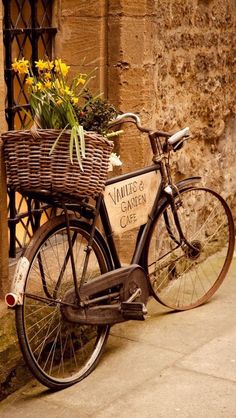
top-left (77, 74), bottom-right (87, 85)
top-left (12, 58), bottom-right (29, 74)
top-left (44, 72), bottom-right (52, 80)
top-left (10, 56), bottom-right (117, 167)
top-left (54, 59), bottom-right (70, 77)
top-left (36, 82), bottom-right (44, 91)
top-left (35, 59), bottom-right (47, 71)
top-left (26, 77), bottom-right (34, 86)
top-left (35, 59), bottom-right (54, 72)
top-left (59, 85), bottom-right (73, 96)
top-left (44, 80), bottom-right (52, 89)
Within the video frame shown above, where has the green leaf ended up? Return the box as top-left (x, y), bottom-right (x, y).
top-left (74, 128), bottom-right (83, 170)
top-left (78, 125), bottom-right (85, 158)
top-left (69, 129), bottom-right (74, 164)
top-left (49, 124), bottom-right (69, 155)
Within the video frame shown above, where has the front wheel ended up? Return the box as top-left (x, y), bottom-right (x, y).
top-left (15, 216), bottom-right (112, 390)
top-left (145, 187), bottom-right (235, 310)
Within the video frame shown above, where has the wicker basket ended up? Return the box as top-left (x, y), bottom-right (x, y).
top-left (2, 129), bottom-right (113, 199)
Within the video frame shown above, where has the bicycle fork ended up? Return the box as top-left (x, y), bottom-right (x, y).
top-left (167, 190), bottom-right (201, 257)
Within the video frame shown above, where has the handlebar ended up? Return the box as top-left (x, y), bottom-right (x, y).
top-left (109, 112), bottom-right (191, 148)
top-left (114, 113), bottom-right (141, 125)
top-left (108, 112), bottom-right (151, 133)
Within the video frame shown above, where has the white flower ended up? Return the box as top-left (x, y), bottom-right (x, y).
top-left (108, 153), bottom-right (122, 171)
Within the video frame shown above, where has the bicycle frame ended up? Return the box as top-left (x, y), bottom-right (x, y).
top-left (22, 162), bottom-right (201, 302)
top-left (89, 164), bottom-right (201, 275)
top-left (100, 164), bottom-right (164, 269)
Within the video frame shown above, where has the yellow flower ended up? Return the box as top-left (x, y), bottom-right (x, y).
top-left (35, 59), bottom-right (54, 72)
top-left (44, 80), bottom-right (52, 89)
top-left (77, 74), bottom-right (87, 85)
top-left (35, 59), bottom-right (47, 71)
top-left (59, 85), bottom-right (73, 96)
top-left (71, 97), bottom-right (79, 105)
top-left (12, 58), bottom-right (29, 74)
top-left (44, 72), bottom-right (52, 80)
top-left (44, 61), bottom-right (54, 71)
top-left (56, 99), bottom-right (63, 106)
top-left (36, 82), bottom-right (44, 91)
top-left (25, 77), bottom-right (34, 86)
top-left (54, 59), bottom-right (70, 77)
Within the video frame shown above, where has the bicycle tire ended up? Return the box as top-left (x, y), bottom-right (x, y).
top-left (145, 187), bottom-right (235, 310)
top-left (16, 215), bottom-right (112, 390)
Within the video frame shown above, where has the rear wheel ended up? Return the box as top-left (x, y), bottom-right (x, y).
top-left (16, 216), bottom-right (111, 389)
top-left (145, 187), bottom-right (235, 310)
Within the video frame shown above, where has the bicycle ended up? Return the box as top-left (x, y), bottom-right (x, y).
top-left (5, 113), bottom-right (235, 390)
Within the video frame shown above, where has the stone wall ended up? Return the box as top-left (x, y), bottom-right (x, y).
top-left (108, 0), bottom-right (236, 195)
top-left (54, 0), bottom-right (236, 205)
top-left (106, 0), bottom-right (236, 260)
top-left (54, 0), bottom-right (108, 93)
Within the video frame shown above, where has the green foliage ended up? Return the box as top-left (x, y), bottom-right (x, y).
top-left (75, 91), bottom-right (118, 134)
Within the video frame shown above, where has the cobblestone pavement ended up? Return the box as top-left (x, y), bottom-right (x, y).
top-left (0, 253), bottom-right (236, 418)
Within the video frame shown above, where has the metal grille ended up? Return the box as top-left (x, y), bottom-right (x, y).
top-left (3, 0), bottom-right (57, 257)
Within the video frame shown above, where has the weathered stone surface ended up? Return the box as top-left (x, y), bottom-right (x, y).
top-left (0, 302), bottom-right (31, 401)
top-left (55, 12), bottom-right (107, 93)
top-left (108, 0), bottom-right (156, 17)
top-left (60, 0), bottom-right (105, 17)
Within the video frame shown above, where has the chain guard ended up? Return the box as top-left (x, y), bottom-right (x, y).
top-left (61, 264), bottom-right (149, 325)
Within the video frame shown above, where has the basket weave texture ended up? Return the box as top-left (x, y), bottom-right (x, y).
top-left (2, 129), bottom-right (113, 199)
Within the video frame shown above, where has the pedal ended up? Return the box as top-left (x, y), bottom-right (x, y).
top-left (121, 301), bottom-right (147, 321)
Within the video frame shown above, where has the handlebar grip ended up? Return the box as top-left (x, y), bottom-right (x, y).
top-left (168, 127), bottom-right (190, 145)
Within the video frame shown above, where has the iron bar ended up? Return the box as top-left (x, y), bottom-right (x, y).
top-left (3, 0), bottom-right (57, 257)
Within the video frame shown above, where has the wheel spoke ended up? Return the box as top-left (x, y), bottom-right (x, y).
top-left (16, 219), bottom-right (110, 389)
top-left (147, 188), bottom-right (234, 309)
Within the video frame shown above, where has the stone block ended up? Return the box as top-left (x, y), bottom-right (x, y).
top-left (56, 16), bottom-right (106, 66)
top-left (108, 0), bottom-right (155, 17)
top-left (55, 14), bottom-right (108, 93)
top-left (168, 1), bottom-right (194, 27)
top-left (119, 67), bottom-right (155, 111)
top-left (60, 0), bottom-right (106, 17)
top-left (194, 52), bottom-right (217, 73)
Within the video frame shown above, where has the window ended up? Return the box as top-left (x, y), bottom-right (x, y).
top-left (3, 0), bottom-right (57, 257)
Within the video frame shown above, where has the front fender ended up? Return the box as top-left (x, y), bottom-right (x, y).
top-left (175, 176), bottom-right (201, 191)
top-left (155, 176), bottom-right (202, 215)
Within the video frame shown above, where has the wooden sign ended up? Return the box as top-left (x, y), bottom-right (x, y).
top-left (104, 171), bottom-right (161, 234)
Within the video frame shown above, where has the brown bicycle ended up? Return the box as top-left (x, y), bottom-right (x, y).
top-left (6, 113), bottom-right (235, 389)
